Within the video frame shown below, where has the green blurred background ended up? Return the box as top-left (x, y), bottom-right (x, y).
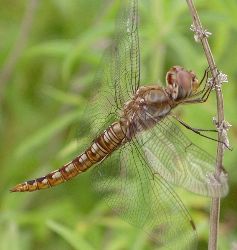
top-left (0, 0), bottom-right (236, 249)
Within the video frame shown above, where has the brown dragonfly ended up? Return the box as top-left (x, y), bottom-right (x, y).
top-left (11, 0), bottom-right (228, 249)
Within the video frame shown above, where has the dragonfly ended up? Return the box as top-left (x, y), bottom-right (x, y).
top-left (11, 0), bottom-right (228, 249)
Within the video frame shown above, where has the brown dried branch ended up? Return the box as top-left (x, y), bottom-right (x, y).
top-left (186, 0), bottom-right (230, 250)
top-left (0, 0), bottom-right (38, 101)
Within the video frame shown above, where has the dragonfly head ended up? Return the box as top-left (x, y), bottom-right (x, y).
top-left (166, 66), bottom-right (199, 100)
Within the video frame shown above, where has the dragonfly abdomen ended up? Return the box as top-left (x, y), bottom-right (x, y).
top-left (10, 121), bottom-right (126, 192)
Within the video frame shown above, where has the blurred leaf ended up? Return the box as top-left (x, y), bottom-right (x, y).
top-left (47, 220), bottom-right (95, 250)
top-left (23, 40), bottom-right (73, 59)
top-left (0, 221), bottom-right (21, 250)
top-left (62, 23), bottom-right (113, 83)
top-left (42, 85), bottom-right (85, 106)
top-left (16, 109), bottom-right (83, 157)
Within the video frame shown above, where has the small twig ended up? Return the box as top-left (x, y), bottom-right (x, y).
top-left (0, 0), bottom-right (38, 102)
top-left (186, 1), bottom-right (230, 250)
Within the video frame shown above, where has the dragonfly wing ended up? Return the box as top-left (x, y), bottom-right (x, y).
top-left (111, 0), bottom-right (140, 103)
top-left (92, 142), bottom-right (197, 249)
top-left (137, 116), bottom-right (228, 198)
top-left (79, 0), bottom-right (140, 141)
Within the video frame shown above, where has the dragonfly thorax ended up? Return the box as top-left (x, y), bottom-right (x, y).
top-left (122, 86), bottom-right (172, 137)
top-left (165, 65), bottom-right (199, 101)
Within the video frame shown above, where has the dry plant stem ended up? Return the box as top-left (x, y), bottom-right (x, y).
top-left (0, 0), bottom-right (38, 102)
top-left (186, 1), bottom-right (226, 250)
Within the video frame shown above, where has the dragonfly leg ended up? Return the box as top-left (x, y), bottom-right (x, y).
top-left (198, 65), bottom-right (217, 90)
top-left (181, 67), bottom-right (220, 105)
top-left (191, 66), bottom-right (210, 98)
top-left (200, 66), bottom-right (211, 86)
top-left (171, 114), bottom-right (217, 132)
top-left (171, 115), bottom-right (231, 150)
top-left (181, 83), bottom-right (212, 104)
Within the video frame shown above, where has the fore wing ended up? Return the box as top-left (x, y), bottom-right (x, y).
top-left (80, 0), bottom-right (140, 142)
top-left (138, 116), bottom-right (228, 198)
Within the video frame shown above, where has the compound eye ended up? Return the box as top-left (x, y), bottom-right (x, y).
top-left (166, 72), bottom-right (176, 86)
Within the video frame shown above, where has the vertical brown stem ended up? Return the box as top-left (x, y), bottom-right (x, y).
top-left (186, 1), bottom-right (226, 249)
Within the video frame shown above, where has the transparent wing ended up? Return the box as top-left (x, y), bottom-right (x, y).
top-left (78, 0), bottom-right (140, 142)
top-left (138, 116), bottom-right (228, 198)
top-left (112, 0), bottom-right (140, 103)
top-left (92, 142), bottom-right (197, 249)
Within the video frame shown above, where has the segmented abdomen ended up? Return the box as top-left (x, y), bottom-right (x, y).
top-left (11, 121), bottom-right (126, 192)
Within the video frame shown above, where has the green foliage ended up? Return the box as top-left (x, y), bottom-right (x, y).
top-left (0, 0), bottom-right (236, 249)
